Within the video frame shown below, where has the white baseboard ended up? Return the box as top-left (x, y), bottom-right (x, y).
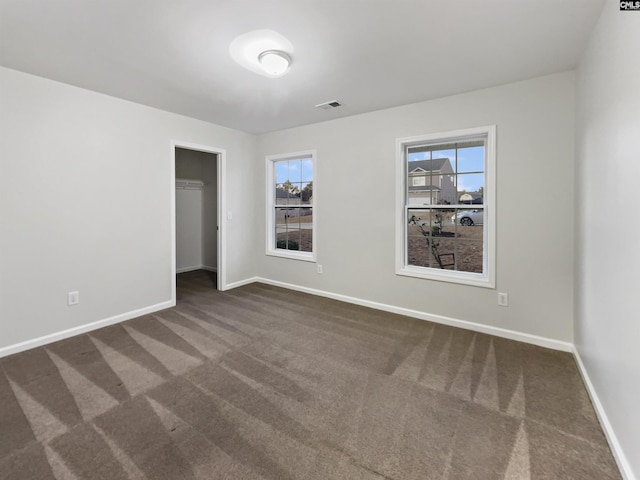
top-left (573, 348), bottom-right (635, 480)
top-left (251, 277), bottom-right (573, 352)
top-left (177, 265), bottom-right (217, 274)
top-left (222, 276), bottom-right (259, 291)
top-left (176, 265), bottom-right (202, 274)
top-left (0, 300), bottom-right (173, 358)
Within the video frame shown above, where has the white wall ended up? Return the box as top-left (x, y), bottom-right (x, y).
top-left (0, 66), bottom-right (257, 351)
top-left (257, 72), bottom-right (576, 343)
top-left (575, 3), bottom-right (640, 479)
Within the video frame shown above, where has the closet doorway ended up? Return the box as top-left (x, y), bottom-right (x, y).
top-left (171, 142), bottom-right (226, 301)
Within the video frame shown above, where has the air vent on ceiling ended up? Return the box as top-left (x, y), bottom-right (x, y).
top-left (315, 100), bottom-right (342, 110)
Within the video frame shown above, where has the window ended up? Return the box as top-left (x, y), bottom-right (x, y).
top-left (266, 151), bottom-right (315, 261)
top-left (396, 126), bottom-right (495, 287)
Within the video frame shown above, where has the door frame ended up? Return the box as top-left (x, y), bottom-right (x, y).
top-left (170, 140), bottom-right (227, 304)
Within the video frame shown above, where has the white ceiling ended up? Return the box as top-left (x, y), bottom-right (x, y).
top-left (0, 0), bottom-right (604, 134)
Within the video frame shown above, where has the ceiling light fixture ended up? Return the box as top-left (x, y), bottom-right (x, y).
top-left (258, 50), bottom-right (291, 77)
top-left (229, 30), bottom-right (294, 78)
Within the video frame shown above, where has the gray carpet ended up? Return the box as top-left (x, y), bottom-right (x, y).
top-left (0, 270), bottom-right (621, 479)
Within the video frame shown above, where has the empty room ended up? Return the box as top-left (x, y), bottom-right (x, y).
top-left (0, 1), bottom-right (638, 479)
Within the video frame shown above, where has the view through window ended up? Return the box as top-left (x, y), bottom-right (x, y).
top-left (400, 127), bottom-right (494, 285)
top-left (271, 155), bottom-right (314, 256)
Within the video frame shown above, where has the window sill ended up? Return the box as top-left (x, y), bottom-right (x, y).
top-left (396, 266), bottom-right (494, 288)
top-left (266, 249), bottom-right (316, 262)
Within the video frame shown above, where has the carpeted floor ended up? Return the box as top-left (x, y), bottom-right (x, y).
top-left (1, 270), bottom-right (621, 479)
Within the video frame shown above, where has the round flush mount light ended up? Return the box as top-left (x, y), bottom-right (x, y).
top-left (229, 29), bottom-right (294, 78)
top-left (258, 50), bottom-right (291, 77)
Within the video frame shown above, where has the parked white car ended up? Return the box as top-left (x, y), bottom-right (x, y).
top-left (451, 209), bottom-right (483, 226)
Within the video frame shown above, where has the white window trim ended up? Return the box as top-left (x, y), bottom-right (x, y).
top-left (265, 150), bottom-right (317, 262)
top-left (395, 125), bottom-right (496, 288)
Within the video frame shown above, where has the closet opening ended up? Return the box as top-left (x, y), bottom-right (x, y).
top-left (171, 143), bottom-right (226, 302)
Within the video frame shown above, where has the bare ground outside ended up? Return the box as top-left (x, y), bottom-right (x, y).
top-left (408, 223), bottom-right (483, 273)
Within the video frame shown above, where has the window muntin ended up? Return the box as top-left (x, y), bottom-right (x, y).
top-left (266, 152), bottom-right (315, 261)
top-left (397, 126), bottom-right (495, 287)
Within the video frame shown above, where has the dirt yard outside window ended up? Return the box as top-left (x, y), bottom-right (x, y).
top-left (407, 216), bottom-right (483, 273)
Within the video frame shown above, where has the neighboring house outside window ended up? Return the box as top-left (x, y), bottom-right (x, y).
top-left (396, 126), bottom-right (496, 288)
top-left (266, 151), bottom-right (316, 261)
top-left (408, 158), bottom-right (456, 205)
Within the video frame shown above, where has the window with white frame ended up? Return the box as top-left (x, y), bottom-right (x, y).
top-left (396, 126), bottom-right (496, 287)
top-left (266, 151), bottom-right (315, 261)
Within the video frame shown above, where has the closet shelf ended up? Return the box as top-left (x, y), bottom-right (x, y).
top-left (176, 178), bottom-right (205, 190)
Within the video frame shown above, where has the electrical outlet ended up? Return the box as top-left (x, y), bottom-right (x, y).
top-left (317, 264), bottom-right (323, 274)
top-left (498, 292), bottom-right (509, 307)
top-left (68, 291), bottom-right (80, 306)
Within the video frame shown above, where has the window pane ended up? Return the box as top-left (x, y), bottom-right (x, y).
top-left (275, 207), bottom-right (300, 250)
top-left (407, 209), bottom-right (430, 268)
top-left (408, 207), bottom-right (483, 272)
top-left (408, 160), bottom-right (433, 205)
top-left (288, 159), bottom-right (302, 183)
top-left (275, 207), bottom-right (293, 229)
top-left (275, 206), bottom-right (289, 249)
top-left (275, 161), bottom-right (288, 184)
top-left (431, 175), bottom-right (456, 204)
top-left (455, 240), bottom-right (483, 273)
top-left (435, 208), bottom-right (456, 232)
top-left (289, 207), bottom-right (302, 249)
top-left (408, 189), bottom-right (434, 205)
top-left (407, 208), bottom-right (456, 269)
top-left (275, 183), bottom-right (286, 204)
top-left (457, 146), bottom-right (485, 173)
top-left (407, 233), bottom-right (431, 268)
top-left (301, 159), bottom-right (313, 182)
top-left (276, 181), bottom-right (302, 205)
top-left (300, 181), bottom-right (313, 204)
top-left (407, 209), bottom-right (435, 268)
top-left (456, 173), bottom-right (484, 203)
top-left (430, 237), bottom-right (456, 270)
top-left (433, 209), bottom-right (456, 270)
top-left (407, 158), bottom-right (429, 176)
top-left (275, 207), bottom-right (314, 252)
top-left (408, 209), bottom-right (432, 234)
top-left (432, 149), bottom-right (455, 165)
top-left (452, 207), bottom-right (484, 227)
top-left (299, 207), bottom-right (313, 252)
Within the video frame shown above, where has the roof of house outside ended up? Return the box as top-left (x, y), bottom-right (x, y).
top-left (459, 192), bottom-right (483, 204)
top-left (275, 188), bottom-right (300, 199)
top-left (408, 158), bottom-right (450, 173)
